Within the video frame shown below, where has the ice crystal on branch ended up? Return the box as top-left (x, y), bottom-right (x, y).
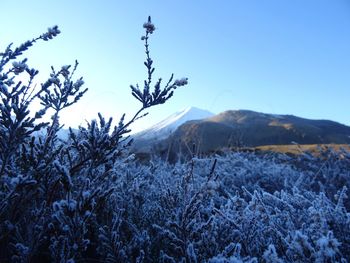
top-left (12, 59), bottom-right (28, 75)
top-left (143, 16), bottom-right (155, 34)
top-left (41, 25), bottom-right (61, 41)
top-left (174, 78), bottom-right (189, 86)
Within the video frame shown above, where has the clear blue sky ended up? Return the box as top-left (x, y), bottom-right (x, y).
top-left (1, 1), bottom-right (349, 132)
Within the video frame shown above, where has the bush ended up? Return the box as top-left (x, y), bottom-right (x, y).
top-left (0, 17), bottom-right (187, 262)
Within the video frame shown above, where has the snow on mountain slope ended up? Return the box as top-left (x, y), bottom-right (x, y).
top-left (33, 128), bottom-right (76, 140)
top-left (134, 106), bottom-right (214, 141)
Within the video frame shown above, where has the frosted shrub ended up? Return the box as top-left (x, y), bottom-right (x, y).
top-left (0, 17), bottom-right (187, 262)
top-left (96, 152), bottom-right (349, 261)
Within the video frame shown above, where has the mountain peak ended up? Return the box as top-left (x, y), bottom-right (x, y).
top-left (178, 106), bottom-right (214, 118)
top-left (133, 106), bottom-right (214, 141)
top-left (183, 106), bottom-right (206, 112)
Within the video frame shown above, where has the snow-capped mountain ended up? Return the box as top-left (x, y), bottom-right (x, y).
top-left (33, 127), bottom-right (77, 141)
top-left (134, 106), bottom-right (214, 141)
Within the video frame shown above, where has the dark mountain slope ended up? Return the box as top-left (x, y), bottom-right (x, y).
top-left (161, 110), bottom-right (350, 157)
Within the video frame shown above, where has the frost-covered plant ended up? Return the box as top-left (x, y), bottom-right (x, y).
top-left (0, 25), bottom-right (84, 261)
top-left (0, 16), bottom-right (187, 262)
top-left (151, 158), bottom-right (220, 261)
top-left (93, 151), bottom-right (349, 261)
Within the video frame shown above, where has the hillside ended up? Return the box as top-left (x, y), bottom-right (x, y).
top-left (159, 110), bottom-right (350, 158)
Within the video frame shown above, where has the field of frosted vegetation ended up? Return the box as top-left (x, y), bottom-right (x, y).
top-left (1, 18), bottom-right (349, 262)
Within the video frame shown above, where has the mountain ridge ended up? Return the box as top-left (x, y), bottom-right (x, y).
top-left (131, 108), bottom-right (350, 160)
